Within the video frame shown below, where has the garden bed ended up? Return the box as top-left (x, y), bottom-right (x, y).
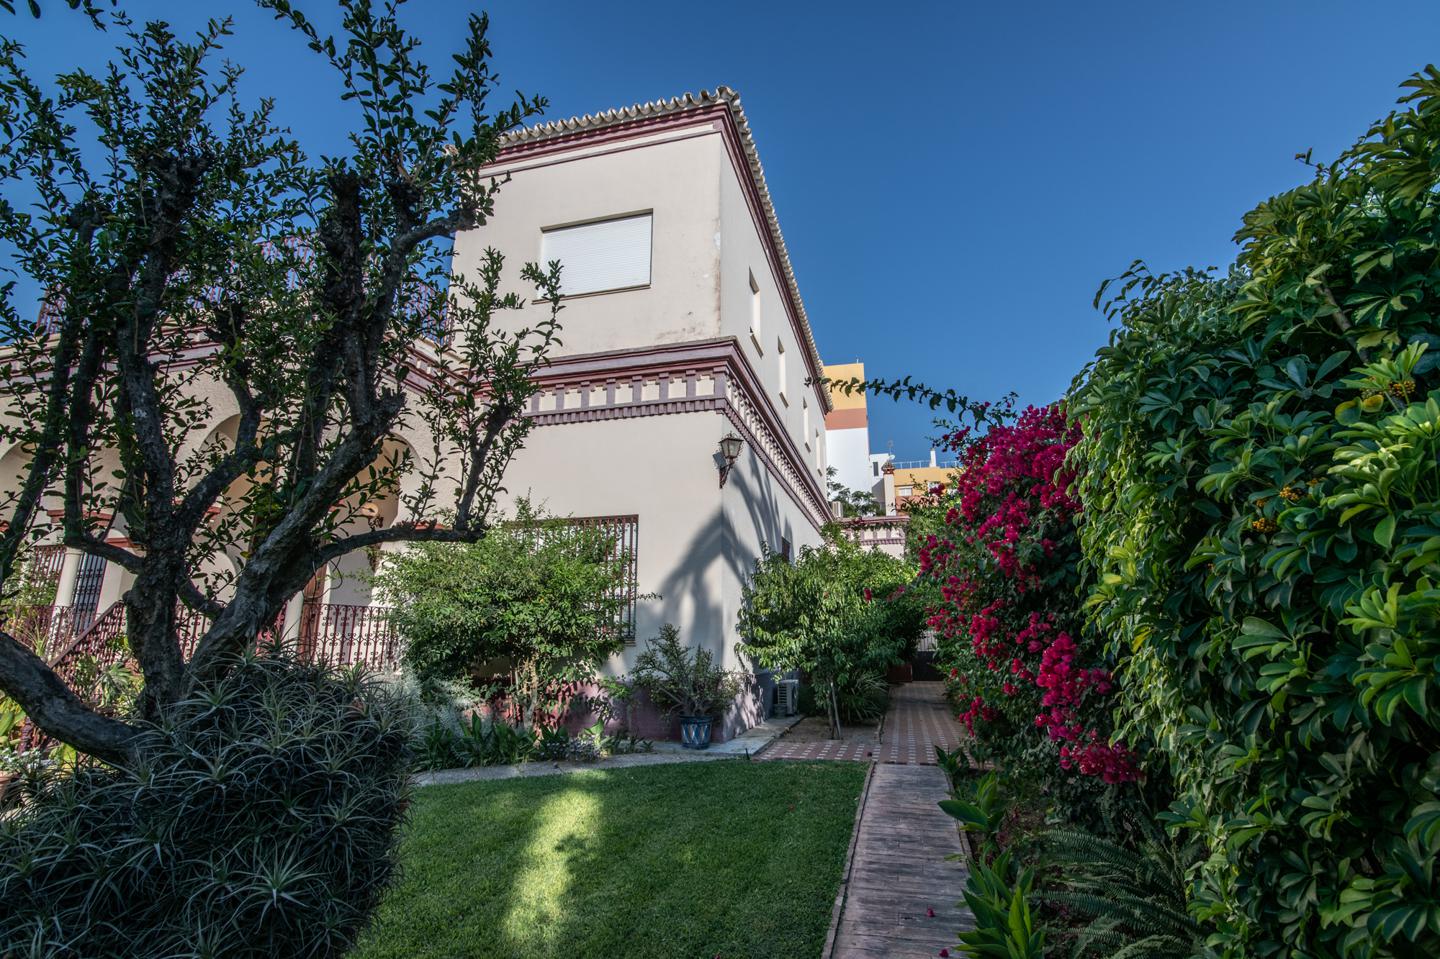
top-left (351, 760), bottom-right (867, 959)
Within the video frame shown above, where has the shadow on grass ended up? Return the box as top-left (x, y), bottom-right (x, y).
top-left (351, 760), bottom-right (866, 959)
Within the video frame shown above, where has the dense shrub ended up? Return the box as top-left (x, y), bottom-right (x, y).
top-left (0, 650), bottom-right (411, 958)
top-left (377, 503), bottom-right (633, 728)
top-left (1067, 69), bottom-right (1440, 958)
top-left (738, 531), bottom-right (920, 735)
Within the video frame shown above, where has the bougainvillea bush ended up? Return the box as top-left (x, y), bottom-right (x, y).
top-left (923, 403), bottom-right (1138, 805)
top-left (1067, 68), bottom-right (1440, 958)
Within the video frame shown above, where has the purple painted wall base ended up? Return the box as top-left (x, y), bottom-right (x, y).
top-left (557, 672), bottom-right (776, 745)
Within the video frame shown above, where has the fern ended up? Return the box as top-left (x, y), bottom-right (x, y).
top-left (1037, 822), bottom-right (1204, 959)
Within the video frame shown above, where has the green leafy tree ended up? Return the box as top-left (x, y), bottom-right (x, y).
top-left (825, 465), bottom-right (881, 518)
top-left (376, 504), bottom-right (634, 728)
top-left (738, 532), bottom-right (917, 737)
top-left (0, 2), bottom-right (561, 762)
top-left (1068, 67), bottom-right (1440, 957)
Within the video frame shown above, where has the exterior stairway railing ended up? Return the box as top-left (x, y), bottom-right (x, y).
top-left (297, 603), bottom-right (400, 668)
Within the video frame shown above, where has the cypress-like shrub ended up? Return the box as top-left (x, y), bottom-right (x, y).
top-left (0, 650), bottom-right (412, 958)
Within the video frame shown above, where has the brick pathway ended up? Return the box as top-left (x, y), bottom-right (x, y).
top-left (876, 682), bottom-right (965, 765)
top-left (828, 763), bottom-right (972, 958)
top-left (758, 681), bottom-right (963, 765)
top-left (758, 682), bottom-right (975, 958)
top-left (757, 736), bottom-right (877, 762)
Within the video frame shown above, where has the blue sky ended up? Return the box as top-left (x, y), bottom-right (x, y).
top-left (6, 1), bottom-right (1440, 456)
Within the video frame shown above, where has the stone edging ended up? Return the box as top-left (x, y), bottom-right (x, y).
top-left (412, 713), bottom-right (803, 788)
top-left (822, 761), bottom-right (876, 959)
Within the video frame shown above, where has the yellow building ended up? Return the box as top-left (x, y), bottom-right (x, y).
top-left (889, 451), bottom-right (956, 510)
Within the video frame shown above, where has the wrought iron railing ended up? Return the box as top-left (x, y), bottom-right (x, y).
top-left (298, 602), bottom-right (400, 668)
top-left (10, 599), bottom-right (392, 754)
top-left (29, 545), bottom-right (65, 587)
top-left (47, 600), bottom-right (126, 690)
top-left (0, 603), bottom-right (77, 656)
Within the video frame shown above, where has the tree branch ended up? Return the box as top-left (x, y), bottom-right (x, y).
top-left (314, 519), bottom-right (485, 565)
top-left (61, 531), bottom-right (143, 572)
top-left (0, 632), bottom-right (137, 764)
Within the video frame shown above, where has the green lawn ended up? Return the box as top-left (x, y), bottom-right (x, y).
top-left (352, 760), bottom-right (866, 959)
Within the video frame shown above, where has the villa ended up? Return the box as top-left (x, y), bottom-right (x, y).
top-left (0, 88), bottom-right (914, 742)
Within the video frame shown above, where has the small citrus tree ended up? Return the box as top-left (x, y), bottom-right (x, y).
top-left (738, 531), bottom-right (918, 737)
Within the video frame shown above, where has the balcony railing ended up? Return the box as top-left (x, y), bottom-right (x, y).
top-left (7, 599), bottom-right (398, 754)
top-left (837, 514), bottom-right (909, 548)
top-left (298, 603), bottom-right (401, 669)
top-left (888, 458), bottom-right (960, 471)
top-left (0, 603), bottom-right (78, 657)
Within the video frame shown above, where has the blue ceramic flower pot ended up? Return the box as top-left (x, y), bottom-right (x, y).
top-left (679, 715), bottom-right (713, 749)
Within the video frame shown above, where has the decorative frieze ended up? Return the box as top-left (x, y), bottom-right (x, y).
top-left (521, 338), bottom-right (830, 530)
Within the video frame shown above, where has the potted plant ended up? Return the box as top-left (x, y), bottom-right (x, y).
top-left (631, 625), bottom-right (743, 749)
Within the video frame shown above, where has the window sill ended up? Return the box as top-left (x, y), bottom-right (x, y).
top-left (530, 282), bottom-right (650, 305)
top-left (750, 330), bottom-right (763, 355)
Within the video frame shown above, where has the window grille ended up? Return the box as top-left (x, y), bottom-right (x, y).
top-left (69, 552), bottom-right (106, 631)
top-left (514, 514), bottom-right (640, 644)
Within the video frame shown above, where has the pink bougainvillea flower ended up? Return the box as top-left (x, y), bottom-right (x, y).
top-left (927, 906), bottom-right (936, 917)
top-left (919, 401), bottom-right (1137, 783)
top-left (939, 950), bottom-right (950, 957)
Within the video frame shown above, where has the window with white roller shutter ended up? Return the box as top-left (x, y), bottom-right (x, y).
top-left (540, 213), bottom-right (652, 297)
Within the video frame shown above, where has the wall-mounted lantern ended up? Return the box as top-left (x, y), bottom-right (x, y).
top-left (718, 432), bottom-right (744, 487)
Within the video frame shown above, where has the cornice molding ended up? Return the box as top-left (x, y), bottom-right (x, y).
top-left (520, 337), bottom-right (830, 531)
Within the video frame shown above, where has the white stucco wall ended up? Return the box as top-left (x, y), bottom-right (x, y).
top-left (456, 129), bottom-right (725, 357)
top-left (493, 411), bottom-right (726, 675)
top-left (717, 152), bottom-right (828, 487)
top-left (826, 426), bottom-right (874, 501)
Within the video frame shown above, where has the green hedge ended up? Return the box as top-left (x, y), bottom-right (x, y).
top-left (1068, 68), bottom-right (1440, 958)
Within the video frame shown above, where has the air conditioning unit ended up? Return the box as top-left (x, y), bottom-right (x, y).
top-left (775, 679), bottom-right (800, 717)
